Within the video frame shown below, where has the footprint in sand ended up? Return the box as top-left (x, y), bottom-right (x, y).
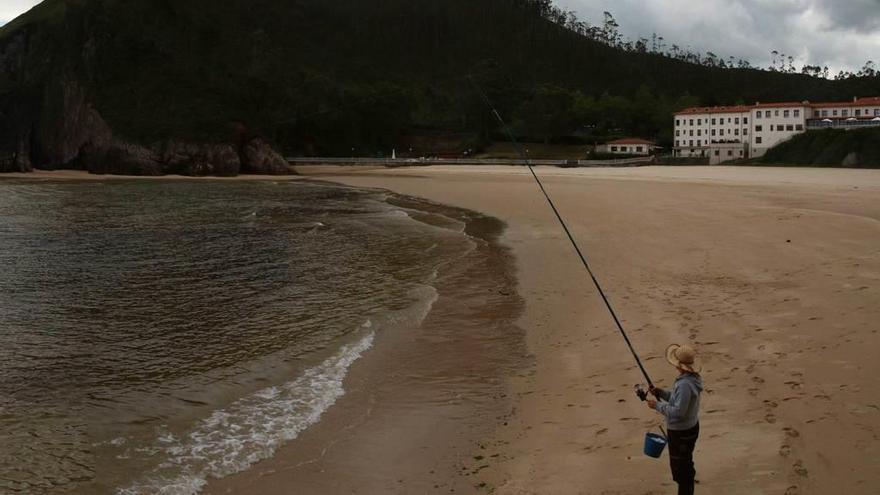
top-left (779, 444), bottom-right (792, 457)
top-left (785, 485), bottom-right (800, 495)
top-left (783, 428), bottom-right (800, 438)
top-left (765, 414), bottom-right (777, 424)
top-left (793, 460), bottom-right (809, 477)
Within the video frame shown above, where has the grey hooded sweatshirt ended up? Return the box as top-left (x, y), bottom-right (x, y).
top-left (654, 373), bottom-right (703, 431)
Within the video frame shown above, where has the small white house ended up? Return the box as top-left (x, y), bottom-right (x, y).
top-left (597, 138), bottom-right (656, 156)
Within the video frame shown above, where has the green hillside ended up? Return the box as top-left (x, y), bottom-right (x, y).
top-left (1, 0), bottom-right (879, 171)
top-left (761, 128), bottom-right (880, 168)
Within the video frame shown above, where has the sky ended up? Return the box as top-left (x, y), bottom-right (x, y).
top-left (554, 0), bottom-right (880, 74)
top-left (2, 0), bottom-right (879, 73)
top-left (0, 0), bottom-right (40, 26)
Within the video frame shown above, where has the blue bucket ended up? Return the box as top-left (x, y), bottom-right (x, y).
top-left (644, 432), bottom-right (667, 458)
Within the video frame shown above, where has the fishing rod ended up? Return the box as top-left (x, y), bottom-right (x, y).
top-left (468, 76), bottom-right (654, 388)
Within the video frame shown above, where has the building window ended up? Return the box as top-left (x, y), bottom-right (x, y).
top-left (697, 140), bottom-right (701, 146)
top-left (735, 129), bottom-right (740, 136)
top-left (676, 130), bottom-right (680, 137)
top-left (697, 130), bottom-right (702, 136)
top-left (698, 119), bottom-right (702, 125)
top-left (856, 110), bottom-right (861, 117)
top-left (719, 129), bottom-right (724, 136)
top-left (775, 110), bottom-right (780, 117)
top-left (690, 119), bottom-right (694, 126)
top-left (676, 119), bottom-right (680, 126)
top-left (690, 130), bottom-right (694, 136)
top-left (756, 125), bottom-right (763, 132)
top-left (814, 110), bottom-right (821, 117)
top-left (689, 140), bottom-right (694, 146)
top-left (728, 118), bottom-right (733, 124)
top-left (756, 137), bottom-right (763, 144)
top-left (637, 147), bottom-right (644, 153)
top-left (833, 110), bottom-right (838, 116)
top-left (728, 150), bottom-right (733, 156)
top-left (744, 118), bottom-right (749, 125)
top-left (875, 109), bottom-right (880, 116)
top-left (711, 129), bottom-right (716, 136)
top-left (744, 129), bottom-right (749, 135)
top-left (714, 150), bottom-right (720, 156)
top-left (843, 109), bottom-right (849, 117)
top-left (712, 118), bottom-right (717, 125)
top-left (822, 110), bottom-right (828, 117)
top-left (784, 110), bottom-right (790, 118)
top-left (794, 110), bottom-right (800, 117)
top-left (735, 118), bottom-right (740, 125)
top-left (770, 125), bottom-right (774, 131)
top-left (796, 124), bottom-right (803, 131)
top-left (756, 112), bottom-right (762, 119)
top-left (786, 125), bottom-right (794, 131)
top-left (611, 146), bottom-right (618, 152)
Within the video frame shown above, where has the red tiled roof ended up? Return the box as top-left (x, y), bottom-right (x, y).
top-left (812, 97), bottom-right (880, 108)
top-left (676, 106), bottom-right (752, 115)
top-left (753, 101), bottom-right (810, 108)
top-left (675, 97), bottom-right (880, 115)
top-left (606, 138), bottom-right (655, 145)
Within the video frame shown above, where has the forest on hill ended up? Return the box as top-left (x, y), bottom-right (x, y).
top-left (2, 0), bottom-right (879, 170)
top-left (761, 128), bottom-right (880, 168)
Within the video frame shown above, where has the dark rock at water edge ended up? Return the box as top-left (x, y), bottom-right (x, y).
top-left (75, 139), bottom-right (293, 177)
top-left (240, 138), bottom-right (292, 175)
top-left (0, 30), bottom-right (292, 177)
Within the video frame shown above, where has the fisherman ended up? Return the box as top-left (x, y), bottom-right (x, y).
top-left (646, 344), bottom-right (703, 495)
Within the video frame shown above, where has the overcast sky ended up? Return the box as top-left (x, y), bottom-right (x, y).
top-left (3, 0), bottom-right (879, 73)
top-left (0, 0), bottom-right (39, 26)
top-left (555, 0), bottom-right (880, 74)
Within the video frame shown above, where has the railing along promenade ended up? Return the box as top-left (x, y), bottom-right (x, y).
top-left (286, 156), bottom-right (656, 167)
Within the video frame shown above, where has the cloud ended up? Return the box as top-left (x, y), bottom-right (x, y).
top-left (0, 0), bottom-right (42, 27)
top-left (554, 0), bottom-right (880, 73)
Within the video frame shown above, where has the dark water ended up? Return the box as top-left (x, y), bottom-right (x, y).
top-left (0, 180), bottom-right (477, 494)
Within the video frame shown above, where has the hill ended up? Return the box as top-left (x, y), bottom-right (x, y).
top-left (760, 128), bottom-right (880, 168)
top-left (1, 0), bottom-right (879, 174)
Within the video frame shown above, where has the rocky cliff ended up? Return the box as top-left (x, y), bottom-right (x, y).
top-left (0, 5), bottom-right (293, 176)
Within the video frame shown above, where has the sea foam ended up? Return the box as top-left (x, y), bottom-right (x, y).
top-left (119, 331), bottom-right (375, 495)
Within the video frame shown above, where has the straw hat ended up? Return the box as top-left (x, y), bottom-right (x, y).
top-left (666, 344), bottom-right (701, 373)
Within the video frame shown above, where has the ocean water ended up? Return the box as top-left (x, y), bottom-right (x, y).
top-left (0, 180), bottom-right (477, 494)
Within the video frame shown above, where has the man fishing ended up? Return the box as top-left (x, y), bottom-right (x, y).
top-left (646, 344), bottom-right (703, 495)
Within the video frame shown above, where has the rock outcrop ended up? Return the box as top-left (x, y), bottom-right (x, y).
top-left (158, 141), bottom-right (241, 177)
top-left (240, 138), bottom-right (292, 175)
top-left (0, 23), bottom-right (292, 177)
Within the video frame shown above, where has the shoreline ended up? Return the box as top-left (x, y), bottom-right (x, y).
top-left (203, 187), bottom-right (526, 494)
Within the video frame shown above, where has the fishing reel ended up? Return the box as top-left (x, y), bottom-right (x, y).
top-left (634, 384), bottom-right (649, 401)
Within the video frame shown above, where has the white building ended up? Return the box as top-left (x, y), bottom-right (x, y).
top-left (596, 138), bottom-right (656, 156)
top-left (673, 96), bottom-right (880, 163)
top-left (673, 105), bottom-right (751, 163)
top-left (749, 102), bottom-right (809, 158)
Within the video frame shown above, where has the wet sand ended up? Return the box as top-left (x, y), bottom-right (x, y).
top-left (279, 165), bottom-right (879, 495)
top-left (7, 166), bottom-right (880, 494)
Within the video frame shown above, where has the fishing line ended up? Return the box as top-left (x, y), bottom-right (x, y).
top-left (468, 76), bottom-right (654, 387)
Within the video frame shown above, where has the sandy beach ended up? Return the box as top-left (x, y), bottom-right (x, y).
top-left (6, 166), bottom-right (879, 494)
top-left (217, 165), bottom-right (878, 495)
